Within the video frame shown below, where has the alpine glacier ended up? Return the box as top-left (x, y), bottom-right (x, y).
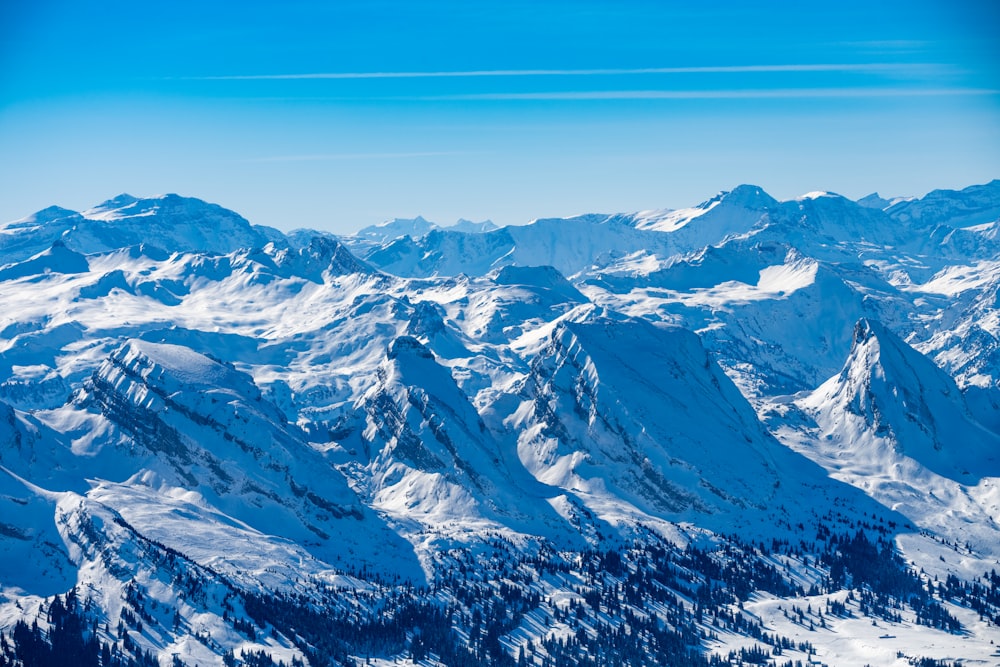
top-left (1, 183), bottom-right (1000, 666)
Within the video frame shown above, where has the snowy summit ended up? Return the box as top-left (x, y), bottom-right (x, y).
top-left (1, 180), bottom-right (1000, 666)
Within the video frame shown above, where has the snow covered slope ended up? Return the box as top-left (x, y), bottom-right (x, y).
top-left (776, 318), bottom-right (1000, 561)
top-left (886, 179), bottom-right (1000, 230)
top-left (2, 183), bottom-right (1000, 666)
top-left (359, 186), bottom-right (777, 279)
top-left (801, 319), bottom-right (1000, 479)
top-left (513, 317), bottom-right (783, 518)
top-left (0, 193), bottom-right (283, 265)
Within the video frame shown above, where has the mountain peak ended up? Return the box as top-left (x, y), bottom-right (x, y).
top-left (378, 215), bottom-right (430, 229)
top-left (87, 193), bottom-right (139, 214)
top-left (517, 315), bottom-right (786, 523)
top-left (693, 184), bottom-right (777, 210)
top-left (354, 216), bottom-right (438, 243)
top-left (4, 205), bottom-right (83, 231)
top-left (387, 335), bottom-right (434, 360)
top-left (302, 235), bottom-right (374, 276)
top-left (1, 194), bottom-right (282, 264)
top-left (82, 193), bottom-right (244, 222)
top-left (857, 192), bottom-right (887, 209)
top-left (853, 317), bottom-right (879, 345)
top-left (0, 239), bottom-right (90, 280)
top-left (448, 218), bottom-right (498, 233)
top-left (719, 184), bottom-right (778, 209)
top-left (5, 180), bottom-right (1000, 664)
top-left (796, 190), bottom-right (843, 201)
top-left (803, 318), bottom-right (1000, 480)
top-left (629, 184), bottom-right (775, 236)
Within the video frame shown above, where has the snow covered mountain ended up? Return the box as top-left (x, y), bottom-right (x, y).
top-left (343, 215), bottom-right (498, 257)
top-left (356, 186), bottom-right (782, 280)
top-left (802, 318), bottom-right (999, 480)
top-left (0, 194), bottom-right (285, 265)
top-left (2, 182), bottom-right (1000, 666)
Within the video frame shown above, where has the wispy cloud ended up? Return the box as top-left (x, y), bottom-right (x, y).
top-left (241, 151), bottom-right (471, 163)
top-left (412, 87), bottom-right (999, 101)
top-left (192, 63), bottom-right (943, 81)
top-left (838, 40), bottom-right (932, 50)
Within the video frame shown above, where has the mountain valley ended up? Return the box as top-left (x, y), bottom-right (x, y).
top-left (2, 182), bottom-right (1000, 666)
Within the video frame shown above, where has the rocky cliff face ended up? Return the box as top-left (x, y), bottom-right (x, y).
top-left (514, 317), bottom-right (787, 521)
top-left (77, 339), bottom-right (421, 579)
top-left (3, 183), bottom-right (1000, 665)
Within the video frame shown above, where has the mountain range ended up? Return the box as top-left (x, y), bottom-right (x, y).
top-left (1, 181), bottom-right (999, 666)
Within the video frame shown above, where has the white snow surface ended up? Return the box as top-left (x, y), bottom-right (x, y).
top-left (2, 181), bottom-right (1000, 664)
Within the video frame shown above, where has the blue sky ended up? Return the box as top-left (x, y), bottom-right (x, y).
top-left (2, 1), bottom-right (998, 233)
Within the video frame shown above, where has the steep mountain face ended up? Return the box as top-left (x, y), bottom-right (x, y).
top-left (0, 406), bottom-right (76, 598)
top-left (699, 252), bottom-right (908, 394)
top-left (911, 260), bottom-right (1000, 389)
top-left (931, 219), bottom-right (1000, 259)
top-left (3, 184), bottom-right (1000, 666)
top-left (631, 184), bottom-right (777, 248)
top-left (0, 240), bottom-right (89, 281)
top-left (584, 240), bottom-right (911, 396)
top-left (778, 318), bottom-right (1000, 553)
top-left (355, 185), bottom-right (1000, 399)
top-left (513, 317), bottom-right (784, 520)
top-left (348, 335), bottom-right (581, 547)
top-left (800, 319), bottom-right (1000, 479)
top-left (65, 339), bottom-right (422, 580)
top-left (585, 239), bottom-right (784, 293)
top-left (886, 179), bottom-right (1000, 230)
top-left (769, 192), bottom-right (908, 248)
